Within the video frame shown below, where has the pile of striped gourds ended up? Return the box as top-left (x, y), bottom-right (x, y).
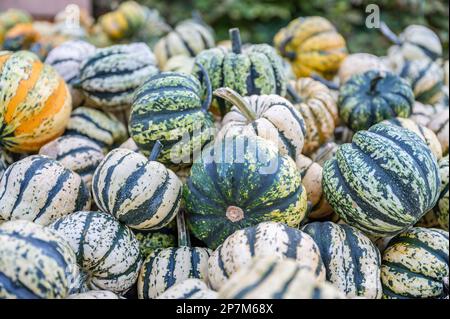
top-left (0, 2), bottom-right (448, 299)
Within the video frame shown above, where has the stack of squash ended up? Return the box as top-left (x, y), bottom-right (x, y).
top-left (0, 6), bottom-right (448, 301)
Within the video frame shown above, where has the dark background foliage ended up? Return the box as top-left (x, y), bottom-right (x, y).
top-left (100, 0), bottom-right (448, 58)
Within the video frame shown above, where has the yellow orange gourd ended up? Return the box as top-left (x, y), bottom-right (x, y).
top-left (0, 51), bottom-right (72, 153)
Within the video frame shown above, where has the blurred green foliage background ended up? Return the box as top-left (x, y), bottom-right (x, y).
top-left (107, 0), bottom-right (448, 58)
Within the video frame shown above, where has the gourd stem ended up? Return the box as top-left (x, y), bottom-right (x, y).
top-left (149, 141), bottom-right (163, 161)
top-left (278, 35), bottom-right (297, 60)
top-left (311, 74), bottom-right (339, 91)
top-left (177, 209), bottom-right (191, 247)
top-left (379, 21), bottom-right (402, 45)
top-left (286, 84), bottom-right (303, 104)
top-left (213, 88), bottom-right (257, 121)
top-left (229, 28), bottom-right (242, 54)
top-left (196, 62), bottom-right (213, 112)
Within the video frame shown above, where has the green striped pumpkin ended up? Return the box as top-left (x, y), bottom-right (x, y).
top-left (302, 221), bottom-right (382, 299)
top-left (193, 28), bottom-right (286, 116)
top-left (184, 135), bottom-right (308, 249)
top-left (382, 117), bottom-right (443, 160)
top-left (49, 210), bottom-right (142, 294)
top-left (381, 227), bottom-right (448, 299)
top-left (154, 19), bottom-right (215, 68)
top-left (323, 122), bottom-right (441, 237)
top-left (39, 135), bottom-right (105, 188)
top-left (435, 155), bottom-right (449, 230)
top-left (0, 155), bottom-right (91, 225)
top-left (129, 71), bottom-right (216, 166)
top-left (76, 43), bottom-right (159, 111)
top-left (208, 221), bottom-right (325, 291)
top-left (338, 70), bottom-right (414, 131)
top-left (398, 60), bottom-right (444, 105)
top-left (67, 290), bottom-right (122, 299)
top-left (137, 246), bottom-right (211, 299)
top-left (157, 279), bottom-right (217, 299)
top-left (218, 256), bottom-right (346, 299)
top-left (0, 220), bottom-right (80, 299)
top-left (134, 229), bottom-right (176, 259)
top-left (64, 106), bottom-right (128, 152)
top-left (215, 88), bottom-right (306, 162)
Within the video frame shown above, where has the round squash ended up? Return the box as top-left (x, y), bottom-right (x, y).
top-left (216, 87), bottom-right (306, 162)
top-left (381, 227), bottom-right (448, 299)
top-left (295, 154), bottom-right (333, 219)
top-left (397, 59), bottom-right (444, 105)
top-left (273, 16), bottom-right (347, 80)
top-left (129, 69), bottom-right (216, 166)
top-left (0, 155), bottom-right (90, 225)
top-left (75, 43), bottom-right (158, 111)
top-left (338, 53), bottom-right (389, 84)
top-left (67, 290), bottom-right (122, 299)
top-left (162, 55), bottom-right (194, 74)
top-left (157, 279), bottom-right (217, 299)
top-left (338, 70), bottom-right (414, 131)
top-left (382, 117), bottom-right (443, 160)
top-left (0, 9), bottom-right (32, 31)
top-left (428, 109), bottom-right (449, 156)
top-left (92, 145), bottom-right (182, 231)
top-left (208, 221), bottom-right (325, 291)
top-left (286, 78), bottom-right (338, 155)
top-left (0, 51), bottom-right (72, 153)
top-left (218, 256), bottom-right (346, 299)
top-left (2, 23), bottom-right (40, 52)
top-left (302, 221), bottom-right (382, 299)
top-left (64, 106), bottom-right (128, 152)
top-left (154, 19), bottom-right (215, 68)
top-left (45, 40), bottom-right (96, 107)
top-left (39, 135), bottom-right (105, 188)
top-left (183, 135), bottom-right (308, 249)
top-left (193, 28), bottom-right (286, 116)
top-left (323, 123), bottom-right (441, 237)
top-left (49, 210), bottom-right (142, 294)
top-left (0, 220), bottom-right (80, 299)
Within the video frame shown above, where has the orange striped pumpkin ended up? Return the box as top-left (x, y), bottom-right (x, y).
top-left (0, 51), bottom-right (72, 153)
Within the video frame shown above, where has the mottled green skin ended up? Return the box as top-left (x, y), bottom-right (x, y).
top-left (339, 71), bottom-right (414, 131)
top-left (193, 44), bottom-right (287, 116)
top-left (129, 72), bottom-right (216, 166)
top-left (183, 135), bottom-right (308, 249)
top-left (323, 123), bottom-right (441, 237)
top-left (134, 230), bottom-right (176, 259)
top-left (381, 227), bottom-right (449, 299)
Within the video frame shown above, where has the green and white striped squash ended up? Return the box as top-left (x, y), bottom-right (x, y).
top-left (302, 221), bottom-right (382, 299)
top-left (435, 155), bottom-right (449, 230)
top-left (45, 40), bottom-right (96, 107)
top-left (92, 147), bottom-right (182, 231)
top-left (137, 246), bottom-right (211, 299)
top-left (193, 28), bottom-right (286, 117)
top-left (134, 228), bottom-right (176, 259)
top-left (0, 155), bottom-right (90, 225)
top-left (39, 135), bottom-right (105, 188)
top-left (218, 256), bottom-right (346, 299)
top-left (296, 154), bottom-right (333, 219)
top-left (184, 135), bottom-right (308, 249)
top-left (129, 71), bottom-right (216, 166)
top-left (381, 227), bottom-right (448, 299)
top-left (323, 122), bottom-right (441, 237)
top-left (67, 290), bottom-right (122, 299)
top-left (76, 43), bottom-right (159, 111)
top-left (49, 211), bottom-right (142, 294)
top-left (382, 117), bottom-right (443, 160)
top-left (162, 55), bottom-right (195, 74)
top-left (428, 109), bottom-right (449, 156)
top-left (215, 88), bottom-right (306, 162)
top-left (338, 70), bottom-right (414, 131)
top-left (0, 220), bottom-right (80, 299)
top-left (397, 59), bottom-right (444, 105)
top-left (157, 279), bottom-right (217, 299)
top-left (154, 19), bottom-right (215, 68)
top-left (64, 106), bottom-right (128, 152)
top-left (208, 221), bottom-right (325, 291)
